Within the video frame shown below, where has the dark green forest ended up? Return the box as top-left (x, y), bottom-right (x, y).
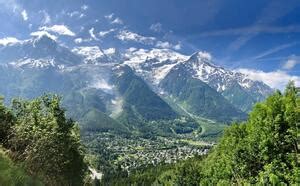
top-left (0, 82), bottom-right (299, 185)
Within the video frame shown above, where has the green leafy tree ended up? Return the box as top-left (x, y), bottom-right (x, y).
top-left (200, 82), bottom-right (300, 185)
top-left (0, 96), bottom-right (14, 147)
top-left (9, 94), bottom-right (87, 185)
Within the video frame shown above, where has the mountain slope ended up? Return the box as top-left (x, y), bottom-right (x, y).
top-left (160, 64), bottom-right (246, 122)
top-left (112, 65), bottom-right (178, 124)
top-left (170, 52), bottom-right (273, 112)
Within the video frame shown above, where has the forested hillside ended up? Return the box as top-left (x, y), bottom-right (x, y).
top-left (112, 82), bottom-right (299, 185)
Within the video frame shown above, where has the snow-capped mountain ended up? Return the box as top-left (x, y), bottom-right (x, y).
top-left (0, 33), bottom-right (273, 125)
top-left (0, 35), bottom-right (81, 69)
top-left (119, 49), bottom-right (273, 112)
top-left (72, 46), bottom-right (123, 64)
top-left (181, 51), bottom-right (272, 95)
top-left (165, 51), bottom-right (273, 111)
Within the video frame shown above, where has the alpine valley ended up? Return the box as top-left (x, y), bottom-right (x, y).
top-left (1, 1), bottom-right (300, 185)
top-left (0, 33), bottom-right (275, 182)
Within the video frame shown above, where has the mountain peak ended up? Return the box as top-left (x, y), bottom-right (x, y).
top-left (32, 33), bottom-right (57, 48)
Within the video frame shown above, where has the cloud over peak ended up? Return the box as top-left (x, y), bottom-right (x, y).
top-left (117, 30), bottom-right (156, 45)
top-left (39, 25), bottom-right (75, 36)
top-left (282, 55), bottom-right (299, 70)
top-left (155, 41), bottom-right (181, 50)
top-left (0, 37), bottom-right (21, 46)
top-left (30, 31), bottom-right (58, 41)
top-left (236, 68), bottom-right (300, 90)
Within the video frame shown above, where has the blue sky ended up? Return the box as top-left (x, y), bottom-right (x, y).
top-left (0, 0), bottom-right (299, 89)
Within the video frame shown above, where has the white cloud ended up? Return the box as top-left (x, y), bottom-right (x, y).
top-left (253, 42), bottom-right (298, 60)
top-left (99, 29), bottom-right (115, 37)
top-left (196, 51), bottom-right (212, 61)
top-left (155, 41), bottom-right (182, 50)
top-left (67, 11), bottom-right (80, 17)
top-left (72, 46), bottom-right (104, 63)
top-left (111, 17), bottom-right (123, 25)
top-left (89, 27), bottom-right (99, 40)
top-left (41, 11), bottom-right (51, 24)
top-left (90, 79), bottom-right (113, 91)
top-left (66, 11), bottom-right (85, 19)
top-left (79, 13), bottom-right (85, 18)
top-left (39, 25), bottom-right (75, 36)
top-left (236, 68), bottom-right (300, 90)
top-left (282, 56), bottom-right (299, 70)
top-left (126, 47), bottom-right (137, 52)
top-left (104, 13), bottom-right (114, 20)
top-left (0, 37), bottom-right (21, 46)
top-left (173, 43), bottom-right (181, 50)
top-left (104, 13), bottom-right (123, 24)
top-left (74, 38), bottom-right (83, 44)
top-left (81, 5), bottom-right (88, 11)
top-left (150, 22), bottom-right (162, 32)
top-left (156, 41), bottom-right (172, 48)
top-left (199, 25), bottom-right (300, 37)
top-left (117, 30), bottom-right (156, 45)
top-left (103, 48), bottom-right (116, 55)
top-left (30, 31), bottom-right (58, 41)
top-left (73, 37), bottom-right (92, 44)
top-left (21, 9), bottom-right (28, 21)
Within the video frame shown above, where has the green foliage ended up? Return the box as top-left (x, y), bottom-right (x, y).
top-left (0, 148), bottom-right (42, 185)
top-left (185, 82), bottom-right (299, 185)
top-left (0, 96), bottom-right (14, 147)
top-left (123, 82), bottom-right (300, 185)
top-left (105, 163), bottom-right (176, 185)
top-left (0, 94), bottom-right (88, 185)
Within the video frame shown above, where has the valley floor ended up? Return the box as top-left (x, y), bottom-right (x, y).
top-left (83, 132), bottom-right (212, 175)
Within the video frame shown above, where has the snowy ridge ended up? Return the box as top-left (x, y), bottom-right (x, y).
top-left (122, 48), bottom-right (270, 95)
top-left (10, 58), bottom-right (57, 68)
top-left (123, 48), bottom-right (189, 85)
top-left (72, 46), bottom-right (122, 64)
top-left (0, 34), bottom-right (272, 104)
top-left (180, 52), bottom-right (271, 93)
top-left (72, 46), bottom-right (105, 63)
